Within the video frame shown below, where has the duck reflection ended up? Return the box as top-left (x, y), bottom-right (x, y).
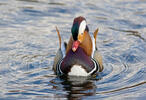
top-left (60, 76), bottom-right (98, 100)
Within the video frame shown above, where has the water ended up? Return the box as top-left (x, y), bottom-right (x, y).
top-left (0, 0), bottom-right (146, 99)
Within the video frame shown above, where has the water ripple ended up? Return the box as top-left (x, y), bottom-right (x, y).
top-left (0, 0), bottom-right (146, 100)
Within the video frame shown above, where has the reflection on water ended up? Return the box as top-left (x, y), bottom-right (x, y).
top-left (96, 81), bottom-right (146, 94)
top-left (0, 0), bottom-right (146, 100)
top-left (58, 76), bottom-right (97, 100)
top-left (109, 27), bottom-right (146, 42)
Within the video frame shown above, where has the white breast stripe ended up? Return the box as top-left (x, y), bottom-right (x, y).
top-left (57, 58), bottom-right (99, 76)
top-left (57, 59), bottom-right (64, 75)
top-left (87, 58), bottom-right (99, 76)
top-left (91, 35), bottom-right (96, 58)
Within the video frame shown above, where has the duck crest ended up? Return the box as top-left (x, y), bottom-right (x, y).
top-left (73, 16), bottom-right (86, 26)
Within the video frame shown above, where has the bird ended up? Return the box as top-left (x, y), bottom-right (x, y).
top-left (53, 16), bottom-right (103, 76)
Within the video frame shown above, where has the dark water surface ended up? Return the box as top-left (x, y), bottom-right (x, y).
top-left (0, 0), bottom-right (146, 100)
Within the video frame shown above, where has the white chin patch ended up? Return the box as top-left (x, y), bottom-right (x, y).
top-left (68, 65), bottom-right (88, 76)
top-left (79, 20), bottom-right (86, 35)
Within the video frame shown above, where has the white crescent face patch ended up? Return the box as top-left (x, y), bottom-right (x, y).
top-left (79, 20), bottom-right (87, 35)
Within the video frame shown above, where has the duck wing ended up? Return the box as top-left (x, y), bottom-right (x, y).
top-left (53, 27), bottom-right (67, 73)
top-left (92, 28), bottom-right (103, 72)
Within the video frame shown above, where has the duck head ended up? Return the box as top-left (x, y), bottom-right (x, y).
top-left (71, 16), bottom-right (89, 52)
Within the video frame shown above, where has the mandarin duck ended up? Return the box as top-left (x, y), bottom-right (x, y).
top-left (53, 16), bottom-right (103, 76)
